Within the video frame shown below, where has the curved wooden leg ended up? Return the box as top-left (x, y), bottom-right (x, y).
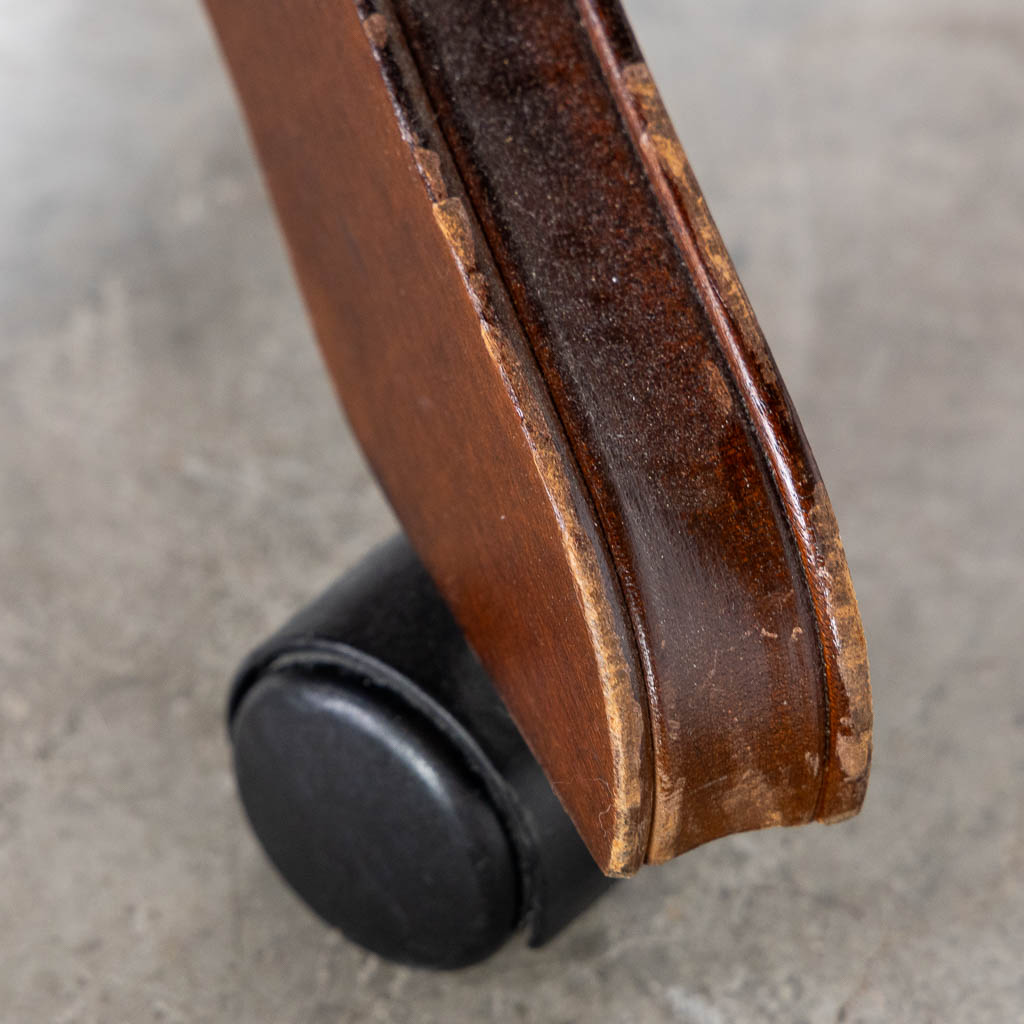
top-left (205, 0), bottom-right (872, 880)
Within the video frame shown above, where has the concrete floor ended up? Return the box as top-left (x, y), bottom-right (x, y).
top-left (2, 0), bottom-right (1022, 1020)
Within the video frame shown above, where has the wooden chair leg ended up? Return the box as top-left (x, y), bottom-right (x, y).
top-left (206, 0), bottom-right (872, 953)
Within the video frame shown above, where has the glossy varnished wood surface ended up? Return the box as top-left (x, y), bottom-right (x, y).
top-left (204, 0), bottom-right (652, 874)
top-left (585, 0), bottom-right (871, 851)
top-left (205, 0), bottom-right (871, 872)
top-left (386, 0), bottom-right (871, 861)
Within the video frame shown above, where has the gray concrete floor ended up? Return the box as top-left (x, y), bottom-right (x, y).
top-left (2, 0), bottom-right (1022, 1020)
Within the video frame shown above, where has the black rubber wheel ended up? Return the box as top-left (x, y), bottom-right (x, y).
top-left (227, 536), bottom-right (614, 969)
top-left (232, 663), bottom-right (520, 968)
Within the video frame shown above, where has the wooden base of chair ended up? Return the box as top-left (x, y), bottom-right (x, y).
top-left (205, 0), bottom-right (872, 876)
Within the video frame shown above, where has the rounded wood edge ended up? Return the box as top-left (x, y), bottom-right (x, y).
top-left (577, 0), bottom-right (873, 852)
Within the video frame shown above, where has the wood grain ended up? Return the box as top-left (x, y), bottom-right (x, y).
top-left (204, 0), bottom-right (653, 875)
top-left (579, 0), bottom-right (871, 845)
top-left (205, 0), bottom-right (871, 873)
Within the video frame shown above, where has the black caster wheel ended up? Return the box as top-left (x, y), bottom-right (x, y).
top-left (228, 536), bottom-right (613, 969)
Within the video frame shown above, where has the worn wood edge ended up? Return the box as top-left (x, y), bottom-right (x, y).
top-left (356, 1), bottom-right (653, 874)
top-left (383, 0), bottom-right (834, 865)
top-left (576, 0), bottom-right (873, 843)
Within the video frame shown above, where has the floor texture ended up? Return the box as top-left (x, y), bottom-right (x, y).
top-left (2, 0), bottom-right (1022, 1021)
